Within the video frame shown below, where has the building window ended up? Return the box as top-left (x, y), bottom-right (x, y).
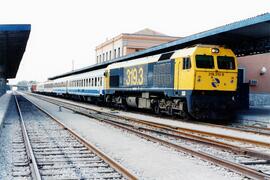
top-left (109, 51), bottom-right (111, 60)
top-left (118, 47), bottom-right (120, 57)
top-left (99, 55), bottom-right (101, 62)
top-left (106, 52), bottom-right (108, 61)
top-left (114, 49), bottom-right (116, 58)
top-left (103, 53), bottom-right (105, 61)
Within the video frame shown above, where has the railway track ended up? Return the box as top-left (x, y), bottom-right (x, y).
top-left (13, 93), bottom-right (137, 179)
top-left (23, 92), bottom-right (270, 179)
top-left (27, 93), bottom-right (270, 149)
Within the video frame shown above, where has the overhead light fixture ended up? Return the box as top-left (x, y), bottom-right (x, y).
top-left (260, 67), bottom-right (267, 75)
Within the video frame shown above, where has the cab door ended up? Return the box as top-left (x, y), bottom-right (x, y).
top-left (174, 58), bottom-right (181, 90)
top-left (179, 57), bottom-right (194, 90)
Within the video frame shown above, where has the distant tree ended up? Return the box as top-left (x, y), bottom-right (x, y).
top-left (17, 81), bottom-right (30, 91)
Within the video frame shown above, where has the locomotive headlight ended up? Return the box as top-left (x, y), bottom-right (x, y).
top-left (211, 48), bottom-right (219, 53)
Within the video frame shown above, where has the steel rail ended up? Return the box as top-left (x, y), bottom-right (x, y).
top-left (98, 118), bottom-right (270, 160)
top-left (25, 93), bottom-right (270, 159)
top-left (29, 92), bottom-right (270, 148)
top-left (13, 93), bottom-right (42, 180)
top-left (134, 119), bottom-right (270, 148)
top-left (24, 93), bottom-right (270, 179)
top-left (104, 120), bottom-right (270, 180)
top-left (29, 92), bottom-right (270, 137)
top-left (22, 94), bottom-right (138, 180)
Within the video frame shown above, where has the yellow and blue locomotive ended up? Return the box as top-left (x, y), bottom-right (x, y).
top-left (104, 45), bottom-right (238, 119)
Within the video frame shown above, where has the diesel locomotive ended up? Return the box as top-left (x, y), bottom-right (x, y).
top-left (35, 45), bottom-right (238, 120)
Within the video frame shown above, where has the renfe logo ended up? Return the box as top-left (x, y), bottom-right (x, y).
top-left (211, 78), bottom-right (220, 88)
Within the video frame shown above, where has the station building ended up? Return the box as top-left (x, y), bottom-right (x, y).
top-left (95, 28), bottom-right (180, 64)
top-left (238, 53), bottom-right (270, 105)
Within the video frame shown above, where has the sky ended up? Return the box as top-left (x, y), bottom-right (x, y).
top-left (1, 0), bottom-right (269, 84)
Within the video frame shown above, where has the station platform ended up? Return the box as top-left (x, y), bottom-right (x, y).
top-left (236, 106), bottom-right (270, 127)
top-left (0, 92), bottom-right (12, 128)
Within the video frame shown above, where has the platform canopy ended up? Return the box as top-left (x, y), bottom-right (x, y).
top-left (49, 13), bottom-right (270, 80)
top-left (0, 24), bottom-right (31, 79)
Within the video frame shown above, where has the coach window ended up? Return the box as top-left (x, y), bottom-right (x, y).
top-left (183, 57), bottom-right (191, 69)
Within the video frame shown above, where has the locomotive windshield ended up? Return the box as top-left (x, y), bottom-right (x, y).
top-left (195, 55), bottom-right (214, 69)
top-left (217, 56), bottom-right (235, 70)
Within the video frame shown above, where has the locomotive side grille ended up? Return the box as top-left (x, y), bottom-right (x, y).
top-left (153, 62), bottom-right (173, 88)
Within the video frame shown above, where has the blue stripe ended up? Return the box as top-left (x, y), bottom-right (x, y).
top-left (53, 88), bottom-right (104, 97)
top-left (0, 24), bottom-right (31, 31)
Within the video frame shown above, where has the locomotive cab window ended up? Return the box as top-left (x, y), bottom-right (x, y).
top-left (183, 57), bottom-right (191, 69)
top-left (217, 56), bottom-right (235, 70)
top-left (196, 55), bottom-right (214, 69)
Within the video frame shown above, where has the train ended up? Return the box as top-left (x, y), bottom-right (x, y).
top-left (33, 44), bottom-right (238, 120)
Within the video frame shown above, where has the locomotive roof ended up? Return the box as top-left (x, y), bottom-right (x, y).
top-left (49, 13), bottom-right (270, 80)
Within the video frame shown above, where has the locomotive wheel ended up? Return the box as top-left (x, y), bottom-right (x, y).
top-left (154, 104), bottom-right (160, 115)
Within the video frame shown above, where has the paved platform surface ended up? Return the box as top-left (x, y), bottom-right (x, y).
top-left (236, 106), bottom-right (270, 127)
top-left (0, 92), bottom-right (12, 127)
